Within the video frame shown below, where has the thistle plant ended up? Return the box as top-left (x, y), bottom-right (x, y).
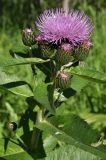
top-left (0, 8), bottom-right (106, 160)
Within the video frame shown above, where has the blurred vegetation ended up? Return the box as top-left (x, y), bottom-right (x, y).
top-left (0, 0), bottom-right (106, 138)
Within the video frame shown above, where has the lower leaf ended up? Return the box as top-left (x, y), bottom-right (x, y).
top-left (45, 145), bottom-right (101, 160)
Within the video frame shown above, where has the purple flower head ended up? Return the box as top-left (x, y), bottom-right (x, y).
top-left (36, 8), bottom-right (93, 46)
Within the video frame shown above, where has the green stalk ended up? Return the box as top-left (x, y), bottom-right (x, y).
top-left (30, 110), bottom-right (43, 151)
top-left (29, 46), bottom-right (37, 76)
top-left (29, 46), bottom-right (43, 151)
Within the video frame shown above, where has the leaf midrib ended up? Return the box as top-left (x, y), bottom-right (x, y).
top-left (37, 120), bottom-right (106, 159)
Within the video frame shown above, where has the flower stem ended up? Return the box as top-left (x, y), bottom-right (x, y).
top-left (29, 46), bottom-right (37, 76)
top-left (29, 46), bottom-right (43, 151)
top-left (30, 109), bottom-right (43, 151)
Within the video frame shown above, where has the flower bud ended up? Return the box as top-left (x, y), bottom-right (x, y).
top-left (36, 35), bottom-right (56, 59)
top-left (54, 71), bottom-right (71, 90)
top-left (22, 28), bottom-right (35, 46)
top-left (74, 40), bottom-right (92, 61)
top-left (40, 43), bottom-right (55, 59)
top-left (55, 43), bottom-right (74, 65)
top-left (7, 122), bottom-right (17, 131)
top-left (36, 35), bottom-right (45, 44)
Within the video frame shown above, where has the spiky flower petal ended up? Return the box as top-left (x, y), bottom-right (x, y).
top-left (36, 9), bottom-right (93, 45)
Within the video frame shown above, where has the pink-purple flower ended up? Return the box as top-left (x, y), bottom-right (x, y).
top-left (36, 8), bottom-right (93, 46)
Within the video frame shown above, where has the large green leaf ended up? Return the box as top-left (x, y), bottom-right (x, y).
top-left (33, 68), bottom-right (55, 114)
top-left (70, 67), bottom-right (106, 84)
top-left (9, 46), bottom-right (28, 58)
top-left (36, 114), bottom-right (106, 159)
top-left (45, 145), bottom-right (101, 160)
top-left (71, 75), bottom-right (89, 92)
top-left (80, 113), bottom-right (106, 124)
top-left (34, 83), bottom-right (55, 114)
top-left (42, 133), bottom-right (58, 154)
top-left (48, 114), bottom-right (100, 145)
top-left (0, 56), bottom-right (48, 68)
top-left (0, 71), bottom-right (20, 85)
top-left (3, 84), bottom-right (33, 97)
top-left (0, 139), bottom-right (33, 160)
top-left (0, 70), bottom-right (33, 97)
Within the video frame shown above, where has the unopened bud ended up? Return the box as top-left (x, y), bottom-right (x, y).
top-left (74, 40), bottom-right (92, 61)
top-left (7, 122), bottom-right (17, 131)
top-left (22, 28), bottom-right (35, 46)
top-left (40, 43), bottom-right (55, 59)
top-left (55, 43), bottom-right (74, 65)
top-left (36, 35), bottom-right (45, 44)
top-left (36, 35), bottom-right (56, 59)
top-left (54, 71), bottom-right (71, 90)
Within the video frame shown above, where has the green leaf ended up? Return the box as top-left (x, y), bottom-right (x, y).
top-left (36, 114), bottom-right (106, 159)
top-left (0, 70), bottom-right (33, 97)
top-left (0, 56), bottom-right (48, 68)
top-left (34, 83), bottom-right (55, 114)
top-left (49, 114), bottom-right (100, 145)
top-left (70, 66), bottom-right (106, 84)
top-left (4, 84), bottom-right (33, 97)
top-left (38, 114), bottom-right (100, 145)
top-left (9, 46), bottom-right (28, 58)
top-left (0, 70), bottom-right (20, 85)
top-left (42, 133), bottom-right (58, 153)
top-left (80, 113), bottom-right (106, 124)
top-left (0, 139), bottom-right (33, 160)
top-left (45, 145), bottom-right (101, 160)
top-left (71, 75), bottom-right (89, 92)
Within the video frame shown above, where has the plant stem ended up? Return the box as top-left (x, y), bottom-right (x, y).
top-left (29, 46), bottom-right (37, 91)
top-left (15, 134), bottom-right (27, 149)
top-left (29, 46), bottom-right (37, 76)
top-left (30, 109), bottom-right (43, 152)
top-left (29, 46), bottom-right (43, 151)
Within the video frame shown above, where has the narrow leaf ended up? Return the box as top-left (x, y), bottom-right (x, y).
top-left (0, 56), bottom-right (49, 68)
top-left (70, 67), bottom-right (106, 84)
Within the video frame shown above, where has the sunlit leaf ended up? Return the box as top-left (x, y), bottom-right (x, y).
top-left (0, 139), bottom-right (33, 160)
top-left (70, 67), bottom-right (106, 84)
top-left (0, 56), bottom-right (49, 68)
top-left (0, 70), bottom-right (33, 97)
top-left (34, 83), bottom-right (55, 114)
top-left (36, 114), bottom-right (106, 159)
top-left (45, 145), bottom-right (101, 160)
top-left (71, 75), bottom-right (89, 92)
